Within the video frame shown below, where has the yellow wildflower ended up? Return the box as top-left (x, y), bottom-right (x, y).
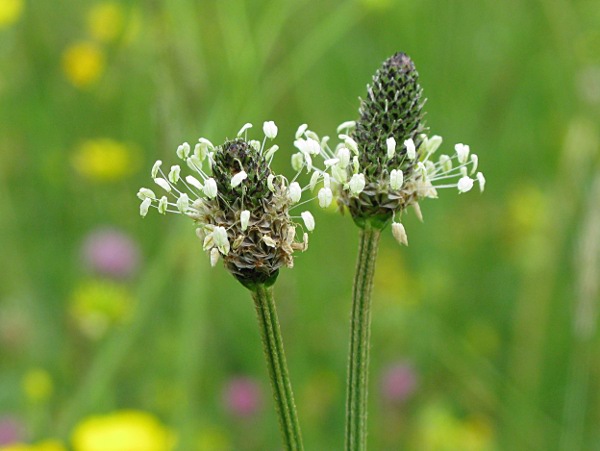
top-left (22, 368), bottom-right (53, 403)
top-left (0, 0), bottom-right (23, 28)
top-left (0, 439), bottom-right (66, 451)
top-left (416, 403), bottom-right (495, 451)
top-left (62, 42), bottom-right (105, 88)
top-left (71, 410), bottom-right (175, 451)
top-left (72, 138), bottom-right (138, 182)
top-left (70, 279), bottom-right (134, 339)
top-left (87, 2), bottom-right (125, 43)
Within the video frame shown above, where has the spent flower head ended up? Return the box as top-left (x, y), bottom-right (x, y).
top-left (305, 52), bottom-right (485, 243)
top-left (138, 122), bottom-right (315, 288)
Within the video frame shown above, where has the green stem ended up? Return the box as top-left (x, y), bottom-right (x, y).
top-left (345, 226), bottom-right (381, 451)
top-left (251, 284), bottom-right (304, 451)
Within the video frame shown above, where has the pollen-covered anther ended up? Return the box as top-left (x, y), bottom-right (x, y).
top-left (301, 211), bottom-right (315, 232)
top-left (240, 210), bottom-right (250, 231)
top-left (177, 143), bottom-right (191, 159)
top-left (231, 171), bottom-right (247, 188)
top-left (476, 172), bottom-right (486, 192)
top-left (386, 137), bottom-right (396, 159)
top-left (389, 170), bottom-right (404, 190)
top-left (318, 187), bottom-right (333, 208)
top-left (349, 173), bottom-right (366, 195)
top-left (457, 176), bottom-right (474, 193)
top-left (210, 248), bottom-right (220, 267)
top-left (392, 222), bottom-right (408, 246)
top-left (263, 121), bottom-right (278, 139)
top-left (288, 182), bottom-right (302, 204)
top-left (404, 139), bottom-right (416, 160)
top-left (455, 143), bottom-right (470, 164)
top-left (204, 178), bottom-right (218, 198)
top-left (139, 198), bottom-right (151, 217)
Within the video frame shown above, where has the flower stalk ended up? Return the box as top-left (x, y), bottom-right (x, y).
top-left (346, 226), bottom-right (380, 451)
top-left (251, 283), bottom-right (304, 451)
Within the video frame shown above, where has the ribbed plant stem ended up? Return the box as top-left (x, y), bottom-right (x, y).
top-left (251, 284), bottom-right (304, 451)
top-left (345, 226), bottom-right (381, 451)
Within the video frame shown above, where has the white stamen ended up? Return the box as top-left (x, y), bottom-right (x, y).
top-left (213, 226), bottom-right (230, 255)
top-left (386, 137), bottom-right (396, 159)
top-left (151, 160), bottom-right (162, 178)
top-left (318, 187), bottom-right (333, 208)
top-left (295, 124), bottom-right (308, 139)
top-left (168, 165), bottom-right (181, 183)
top-left (198, 137), bottom-right (214, 149)
top-left (345, 137), bottom-right (358, 154)
top-left (412, 202), bottom-right (423, 222)
top-left (264, 145), bottom-right (279, 160)
top-left (470, 154), bottom-right (478, 174)
top-left (477, 172), bottom-right (486, 192)
top-left (404, 139), bottom-right (416, 160)
top-left (263, 121), bottom-right (278, 139)
top-left (158, 196), bottom-right (168, 214)
top-left (332, 165), bottom-right (347, 184)
top-left (457, 176), bottom-right (474, 193)
top-left (324, 158), bottom-right (340, 167)
top-left (337, 147), bottom-right (351, 168)
top-left (240, 210), bottom-right (250, 231)
top-left (288, 182), bottom-right (302, 203)
top-left (392, 222), bottom-right (408, 246)
top-left (309, 171), bottom-right (320, 191)
top-left (210, 248), bottom-right (220, 267)
top-left (204, 178), bottom-right (218, 198)
top-left (455, 143), bottom-right (470, 164)
top-left (176, 143), bottom-right (190, 159)
top-left (426, 135), bottom-right (443, 154)
top-left (231, 171), bottom-right (247, 188)
top-left (185, 175), bottom-right (203, 191)
top-left (349, 173), bottom-right (366, 195)
top-left (186, 155), bottom-right (202, 172)
top-left (439, 154), bottom-right (452, 172)
top-left (237, 123), bottom-right (253, 137)
top-left (291, 153), bottom-right (304, 172)
top-left (301, 211), bottom-right (315, 232)
top-left (390, 169), bottom-right (404, 190)
top-left (267, 174), bottom-right (276, 192)
top-left (154, 177), bottom-right (171, 192)
top-left (194, 143), bottom-right (207, 162)
top-left (336, 120), bottom-right (356, 133)
top-left (353, 156), bottom-right (360, 173)
top-left (306, 138), bottom-right (321, 155)
top-left (139, 198), bottom-right (151, 217)
top-left (177, 193), bottom-right (189, 212)
top-left (137, 188), bottom-right (156, 200)
top-left (305, 131), bottom-right (320, 142)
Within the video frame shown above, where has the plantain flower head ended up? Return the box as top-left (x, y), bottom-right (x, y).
top-left (138, 122), bottom-right (315, 288)
top-left (310, 52), bottom-right (485, 242)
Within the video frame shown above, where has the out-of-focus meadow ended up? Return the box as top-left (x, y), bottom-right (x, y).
top-left (1, 0), bottom-right (600, 449)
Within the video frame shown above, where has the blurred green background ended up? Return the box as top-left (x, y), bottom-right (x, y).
top-left (1, 0), bottom-right (600, 449)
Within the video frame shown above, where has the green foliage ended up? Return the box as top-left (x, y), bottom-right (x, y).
top-left (0, 0), bottom-right (599, 450)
